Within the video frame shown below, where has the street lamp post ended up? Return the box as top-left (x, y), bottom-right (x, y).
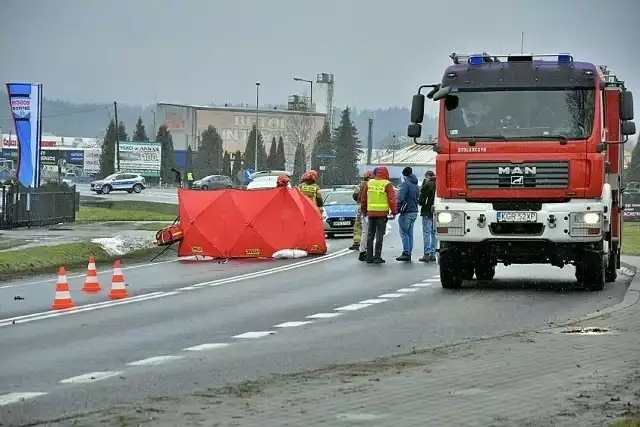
top-left (255, 81), bottom-right (260, 172)
top-left (293, 77), bottom-right (313, 110)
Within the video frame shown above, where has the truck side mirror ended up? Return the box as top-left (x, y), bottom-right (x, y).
top-left (620, 91), bottom-right (634, 121)
top-left (621, 121), bottom-right (636, 136)
top-left (432, 86), bottom-right (452, 101)
top-left (410, 94), bottom-right (425, 124)
top-left (407, 123), bottom-right (422, 138)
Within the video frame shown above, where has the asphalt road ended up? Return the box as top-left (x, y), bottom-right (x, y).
top-left (0, 224), bottom-right (632, 426)
top-left (76, 184), bottom-right (178, 204)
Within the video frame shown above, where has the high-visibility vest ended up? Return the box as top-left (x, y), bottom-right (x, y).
top-left (367, 179), bottom-right (390, 212)
top-left (299, 184), bottom-right (318, 200)
top-left (187, 172), bottom-right (193, 180)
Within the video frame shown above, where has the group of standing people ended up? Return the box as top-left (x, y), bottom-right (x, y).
top-left (350, 166), bottom-right (437, 264)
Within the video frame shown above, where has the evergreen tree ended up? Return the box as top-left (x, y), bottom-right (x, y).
top-left (222, 151), bottom-right (232, 178)
top-left (267, 137), bottom-right (277, 169)
top-left (332, 107), bottom-right (362, 184)
top-left (117, 121), bottom-right (128, 141)
top-left (99, 119), bottom-right (117, 178)
top-left (194, 125), bottom-right (223, 178)
top-left (293, 143), bottom-right (307, 182)
top-left (243, 124), bottom-right (267, 171)
top-left (232, 150), bottom-right (242, 185)
top-left (185, 146), bottom-right (194, 176)
top-left (626, 140), bottom-right (640, 185)
top-left (133, 116), bottom-right (148, 141)
top-left (155, 125), bottom-right (177, 183)
top-left (311, 121), bottom-right (336, 185)
top-left (276, 136), bottom-right (286, 170)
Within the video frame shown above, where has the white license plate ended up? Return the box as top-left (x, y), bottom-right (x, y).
top-left (497, 212), bottom-right (537, 222)
top-left (333, 221), bottom-right (351, 227)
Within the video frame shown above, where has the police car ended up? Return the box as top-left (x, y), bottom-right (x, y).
top-left (322, 189), bottom-right (358, 238)
top-left (90, 173), bottom-right (146, 195)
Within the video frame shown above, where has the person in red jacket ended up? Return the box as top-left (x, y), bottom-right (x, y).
top-left (360, 166), bottom-right (398, 264)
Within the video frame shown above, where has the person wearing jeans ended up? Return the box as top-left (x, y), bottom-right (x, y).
top-left (419, 170), bottom-right (437, 262)
top-left (396, 167), bottom-right (420, 262)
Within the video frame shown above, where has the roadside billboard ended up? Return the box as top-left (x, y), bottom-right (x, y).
top-left (195, 108), bottom-right (325, 168)
top-left (116, 141), bottom-right (162, 177)
top-left (84, 148), bottom-right (101, 173)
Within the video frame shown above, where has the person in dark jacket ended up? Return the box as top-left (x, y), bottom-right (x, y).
top-left (418, 170), bottom-right (437, 262)
top-left (396, 167), bottom-right (420, 262)
top-left (360, 166), bottom-right (398, 264)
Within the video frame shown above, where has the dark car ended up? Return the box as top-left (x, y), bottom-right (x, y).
top-left (193, 175), bottom-right (234, 190)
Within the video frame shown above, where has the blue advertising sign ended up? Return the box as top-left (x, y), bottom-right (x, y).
top-left (6, 82), bottom-right (43, 187)
top-left (66, 150), bottom-right (84, 165)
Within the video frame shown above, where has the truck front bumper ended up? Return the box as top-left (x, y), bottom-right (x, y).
top-left (434, 199), bottom-right (606, 244)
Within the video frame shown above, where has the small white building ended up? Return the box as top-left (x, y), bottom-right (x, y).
top-left (359, 143), bottom-right (436, 182)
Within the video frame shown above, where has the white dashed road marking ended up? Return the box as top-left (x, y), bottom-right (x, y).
top-left (359, 299), bottom-right (388, 304)
top-left (378, 293), bottom-right (405, 298)
top-left (307, 312), bottom-right (342, 319)
top-left (334, 303), bottom-right (372, 311)
top-left (183, 343), bottom-right (230, 352)
top-left (0, 392), bottom-right (47, 406)
top-left (127, 355), bottom-right (184, 367)
top-left (274, 321), bottom-right (314, 328)
top-left (232, 331), bottom-right (275, 339)
top-left (60, 371), bottom-right (123, 384)
top-left (396, 288), bottom-right (420, 293)
top-left (411, 282), bottom-right (437, 287)
top-left (176, 286), bottom-right (199, 291)
top-left (433, 275), bottom-right (440, 278)
top-left (421, 278), bottom-right (441, 283)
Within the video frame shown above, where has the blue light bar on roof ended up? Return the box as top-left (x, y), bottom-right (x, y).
top-left (557, 53), bottom-right (572, 63)
top-left (469, 55), bottom-right (484, 65)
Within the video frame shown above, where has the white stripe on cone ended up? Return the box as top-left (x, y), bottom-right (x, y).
top-left (55, 291), bottom-right (71, 299)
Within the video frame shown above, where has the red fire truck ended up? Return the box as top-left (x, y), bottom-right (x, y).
top-left (408, 52), bottom-right (635, 291)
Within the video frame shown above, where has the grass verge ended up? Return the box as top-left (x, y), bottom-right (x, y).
top-left (0, 242), bottom-right (164, 281)
top-left (0, 238), bottom-right (27, 251)
top-left (76, 207), bottom-right (176, 222)
top-left (622, 223), bottom-right (640, 256)
top-left (612, 419), bottom-right (640, 427)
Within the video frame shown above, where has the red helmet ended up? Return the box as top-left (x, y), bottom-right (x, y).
top-left (277, 175), bottom-right (291, 187)
top-left (306, 170), bottom-right (318, 181)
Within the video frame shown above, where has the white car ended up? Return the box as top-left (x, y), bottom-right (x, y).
top-left (246, 175), bottom-right (292, 189)
top-left (90, 173), bottom-right (146, 194)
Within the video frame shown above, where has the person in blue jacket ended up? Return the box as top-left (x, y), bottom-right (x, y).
top-left (396, 167), bottom-right (420, 262)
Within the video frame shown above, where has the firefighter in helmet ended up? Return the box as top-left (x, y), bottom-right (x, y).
top-left (298, 170), bottom-right (323, 208)
top-left (276, 174), bottom-right (291, 188)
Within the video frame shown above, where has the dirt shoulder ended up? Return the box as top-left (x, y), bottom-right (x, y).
top-left (45, 273), bottom-right (640, 427)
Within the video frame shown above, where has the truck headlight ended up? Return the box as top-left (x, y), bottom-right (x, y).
top-left (582, 212), bottom-right (600, 224)
top-left (435, 210), bottom-right (465, 236)
top-left (437, 212), bottom-right (453, 223)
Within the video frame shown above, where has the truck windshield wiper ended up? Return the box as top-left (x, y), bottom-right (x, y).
top-left (464, 135), bottom-right (509, 146)
top-left (507, 135), bottom-right (569, 145)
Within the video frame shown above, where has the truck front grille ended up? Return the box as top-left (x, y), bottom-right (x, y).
top-left (466, 161), bottom-right (569, 189)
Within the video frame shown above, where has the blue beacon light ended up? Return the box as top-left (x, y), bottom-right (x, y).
top-left (557, 54), bottom-right (572, 63)
top-left (469, 55), bottom-right (484, 65)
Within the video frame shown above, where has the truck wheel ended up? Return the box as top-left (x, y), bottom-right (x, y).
top-left (475, 266), bottom-right (495, 281)
top-left (462, 265), bottom-right (474, 281)
top-left (580, 253), bottom-right (606, 291)
top-left (439, 250), bottom-right (463, 289)
top-left (605, 248), bottom-right (618, 283)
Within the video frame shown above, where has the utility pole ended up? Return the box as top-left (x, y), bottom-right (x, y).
top-left (520, 32), bottom-right (524, 54)
top-left (114, 101), bottom-right (120, 170)
top-left (255, 82), bottom-right (260, 172)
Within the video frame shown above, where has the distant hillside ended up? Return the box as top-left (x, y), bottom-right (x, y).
top-left (0, 93), bottom-right (437, 147)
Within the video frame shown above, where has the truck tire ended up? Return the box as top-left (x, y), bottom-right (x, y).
top-left (439, 249), bottom-right (463, 289)
top-left (605, 244), bottom-right (618, 283)
top-left (579, 253), bottom-right (606, 291)
top-left (475, 266), bottom-right (495, 281)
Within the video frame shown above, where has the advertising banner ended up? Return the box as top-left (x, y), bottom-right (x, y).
top-left (83, 149), bottom-right (101, 173)
top-left (117, 141), bottom-right (161, 177)
top-left (623, 193), bottom-right (640, 222)
top-left (6, 82), bottom-right (43, 187)
top-left (66, 150), bottom-right (84, 165)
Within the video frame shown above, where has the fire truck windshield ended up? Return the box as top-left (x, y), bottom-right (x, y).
top-left (444, 88), bottom-right (595, 141)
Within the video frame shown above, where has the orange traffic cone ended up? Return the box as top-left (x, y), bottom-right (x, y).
top-left (51, 266), bottom-right (75, 310)
top-left (81, 256), bottom-right (102, 293)
top-left (108, 260), bottom-right (128, 300)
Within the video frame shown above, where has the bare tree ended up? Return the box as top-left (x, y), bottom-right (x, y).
top-left (284, 111), bottom-right (316, 170)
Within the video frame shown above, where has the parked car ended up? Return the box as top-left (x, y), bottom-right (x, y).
top-left (246, 175), bottom-right (292, 189)
top-left (322, 189), bottom-right (358, 238)
top-left (90, 173), bottom-right (146, 194)
top-left (193, 175), bottom-right (234, 190)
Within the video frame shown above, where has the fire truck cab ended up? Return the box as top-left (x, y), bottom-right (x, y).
top-left (408, 52), bottom-right (635, 291)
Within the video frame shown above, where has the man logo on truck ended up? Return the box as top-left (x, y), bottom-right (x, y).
top-left (497, 166), bottom-right (537, 176)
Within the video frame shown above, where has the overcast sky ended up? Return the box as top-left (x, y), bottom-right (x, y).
top-left (1, 0), bottom-right (639, 110)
